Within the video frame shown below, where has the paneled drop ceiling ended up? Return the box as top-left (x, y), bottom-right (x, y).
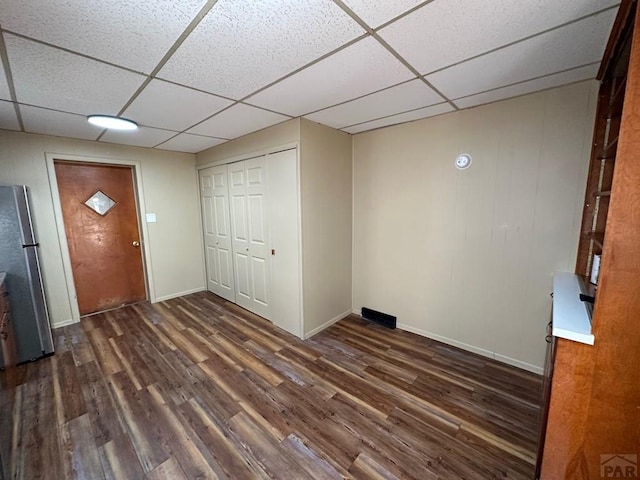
top-left (0, 0), bottom-right (620, 153)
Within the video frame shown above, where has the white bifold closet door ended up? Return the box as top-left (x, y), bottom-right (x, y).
top-left (228, 157), bottom-right (271, 319)
top-left (199, 149), bottom-right (301, 337)
top-left (199, 165), bottom-right (236, 302)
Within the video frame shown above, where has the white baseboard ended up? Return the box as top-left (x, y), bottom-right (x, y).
top-left (154, 287), bottom-right (205, 303)
top-left (51, 318), bottom-right (77, 329)
top-left (493, 353), bottom-right (543, 375)
top-left (304, 309), bottom-right (352, 339)
top-left (396, 322), bottom-right (543, 375)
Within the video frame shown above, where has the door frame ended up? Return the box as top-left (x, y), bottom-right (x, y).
top-left (45, 153), bottom-right (154, 324)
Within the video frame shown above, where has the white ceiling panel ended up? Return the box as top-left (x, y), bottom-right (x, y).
top-left (454, 64), bottom-right (599, 109)
top-left (6, 35), bottom-right (146, 116)
top-left (380, 0), bottom-right (619, 75)
top-left (305, 79), bottom-right (443, 128)
top-left (426, 10), bottom-right (616, 100)
top-left (0, 0), bottom-right (208, 74)
top-left (187, 103), bottom-right (289, 139)
top-left (123, 80), bottom-right (233, 131)
top-left (156, 133), bottom-right (227, 154)
top-left (20, 105), bottom-right (101, 140)
top-left (340, 0), bottom-right (427, 28)
top-left (246, 37), bottom-right (415, 116)
top-left (0, 61), bottom-right (11, 101)
top-left (0, 101), bottom-right (20, 131)
top-left (158, 0), bottom-right (365, 99)
top-left (100, 126), bottom-right (176, 148)
top-left (343, 102), bottom-right (454, 134)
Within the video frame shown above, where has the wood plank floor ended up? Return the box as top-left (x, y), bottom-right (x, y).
top-left (3, 292), bottom-right (542, 479)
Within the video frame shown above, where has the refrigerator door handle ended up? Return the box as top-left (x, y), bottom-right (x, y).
top-left (23, 246), bottom-right (54, 356)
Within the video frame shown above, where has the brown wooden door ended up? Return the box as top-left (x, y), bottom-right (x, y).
top-left (54, 162), bottom-right (146, 315)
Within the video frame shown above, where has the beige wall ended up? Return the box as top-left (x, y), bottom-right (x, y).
top-left (352, 81), bottom-right (598, 372)
top-left (0, 130), bottom-right (205, 327)
top-left (300, 119), bottom-right (353, 336)
top-left (196, 119), bottom-right (299, 165)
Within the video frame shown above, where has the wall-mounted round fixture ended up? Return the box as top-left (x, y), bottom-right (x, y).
top-left (87, 115), bottom-right (138, 131)
top-left (455, 153), bottom-right (472, 170)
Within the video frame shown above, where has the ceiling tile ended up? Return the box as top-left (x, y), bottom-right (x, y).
top-left (379, 0), bottom-right (619, 75)
top-left (0, 60), bottom-right (11, 101)
top-left (342, 102), bottom-right (454, 134)
top-left (425, 10), bottom-right (616, 100)
top-left (123, 80), bottom-right (233, 131)
top-left (0, 100), bottom-right (20, 131)
top-left (187, 104), bottom-right (289, 139)
top-left (20, 105), bottom-right (101, 140)
top-left (305, 79), bottom-right (443, 129)
top-left (341, 0), bottom-right (426, 28)
top-left (100, 126), bottom-right (176, 148)
top-left (158, 0), bottom-right (365, 99)
top-left (0, 0), bottom-right (208, 74)
top-left (5, 34), bottom-right (146, 116)
top-left (156, 133), bottom-right (227, 154)
top-left (246, 37), bottom-right (415, 116)
top-left (454, 64), bottom-right (599, 109)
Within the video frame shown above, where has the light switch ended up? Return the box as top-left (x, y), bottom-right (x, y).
top-left (146, 213), bottom-right (157, 223)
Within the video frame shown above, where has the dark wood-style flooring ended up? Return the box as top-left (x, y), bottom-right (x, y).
top-left (3, 292), bottom-right (542, 479)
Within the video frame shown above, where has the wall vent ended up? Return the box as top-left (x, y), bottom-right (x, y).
top-left (361, 307), bottom-right (396, 329)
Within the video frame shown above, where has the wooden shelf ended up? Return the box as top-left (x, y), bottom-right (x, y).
top-left (601, 135), bottom-right (619, 156)
top-left (586, 231), bottom-right (605, 249)
top-left (609, 76), bottom-right (627, 117)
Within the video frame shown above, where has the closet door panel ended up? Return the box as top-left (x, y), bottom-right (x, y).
top-left (200, 165), bottom-right (235, 302)
top-left (234, 251), bottom-right (251, 301)
top-left (227, 157), bottom-right (270, 318)
top-left (231, 195), bottom-right (248, 242)
top-left (244, 157), bottom-right (271, 318)
top-left (206, 244), bottom-right (219, 285)
top-left (218, 247), bottom-right (234, 290)
top-left (248, 194), bottom-right (266, 244)
top-left (252, 256), bottom-right (269, 307)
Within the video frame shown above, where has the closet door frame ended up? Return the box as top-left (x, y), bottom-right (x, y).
top-left (196, 143), bottom-right (304, 335)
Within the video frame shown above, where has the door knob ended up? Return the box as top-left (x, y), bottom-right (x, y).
top-left (132, 241), bottom-right (140, 247)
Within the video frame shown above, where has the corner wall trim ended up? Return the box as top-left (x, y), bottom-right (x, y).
top-left (154, 287), bottom-right (205, 303)
top-left (304, 309), bottom-right (352, 339)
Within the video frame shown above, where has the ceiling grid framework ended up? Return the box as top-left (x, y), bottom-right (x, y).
top-left (0, 0), bottom-right (621, 153)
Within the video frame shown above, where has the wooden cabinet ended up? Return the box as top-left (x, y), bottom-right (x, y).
top-left (0, 277), bottom-right (18, 372)
top-left (0, 274), bottom-right (17, 480)
top-left (539, 1), bottom-right (640, 477)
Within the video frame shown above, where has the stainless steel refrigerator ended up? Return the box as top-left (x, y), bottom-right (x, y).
top-left (0, 185), bottom-right (54, 363)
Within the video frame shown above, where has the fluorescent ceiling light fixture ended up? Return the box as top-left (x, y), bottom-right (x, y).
top-left (87, 114), bottom-right (138, 130)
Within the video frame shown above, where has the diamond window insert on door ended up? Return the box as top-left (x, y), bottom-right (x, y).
top-left (83, 190), bottom-right (117, 216)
